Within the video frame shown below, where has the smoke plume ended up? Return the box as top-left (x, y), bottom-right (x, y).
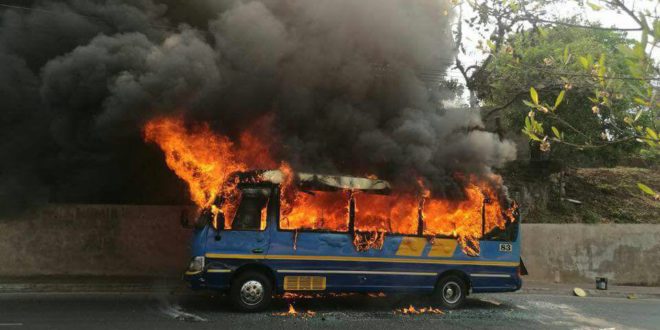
top-left (0, 0), bottom-right (515, 215)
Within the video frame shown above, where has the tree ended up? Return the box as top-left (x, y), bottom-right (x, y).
top-left (478, 26), bottom-right (647, 165)
top-left (455, 0), bottom-right (660, 198)
top-left (518, 1), bottom-right (659, 198)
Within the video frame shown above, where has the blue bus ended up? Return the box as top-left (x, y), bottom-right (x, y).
top-left (183, 170), bottom-right (523, 312)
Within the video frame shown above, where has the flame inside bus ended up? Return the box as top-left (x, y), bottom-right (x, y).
top-left (144, 116), bottom-right (517, 254)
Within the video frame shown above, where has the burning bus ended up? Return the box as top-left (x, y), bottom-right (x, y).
top-left (142, 116), bottom-right (523, 312)
top-left (182, 169), bottom-right (522, 312)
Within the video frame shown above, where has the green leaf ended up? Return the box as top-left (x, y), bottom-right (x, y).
top-left (526, 131), bottom-right (542, 141)
top-left (647, 128), bottom-right (658, 140)
top-left (530, 87), bottom-right (539, 105)
top-left (486, 40), bottom-right (496, 51)
top-left (598, 53), bottom-right (606, 67)
top-left (525, 117), bottom-right (531, 130)
top-left (637, 183), bottom-right (656, 196)
top-left (552, 126), bottom-right (561, 139)
top-left (587, 1), bottom-right (602, 11)
top-left (578, 56), bottom-right (589, 69)
top-left (554, 90), bottom-right (565, 109)
top-left (522, 100), bottom-right (536, 108)
top-left (634, 97), bottom-right (649, 106)
top-left (563, 46), bottom-right (569, 63)
top-left (508, 1), bottom-right (519, 12)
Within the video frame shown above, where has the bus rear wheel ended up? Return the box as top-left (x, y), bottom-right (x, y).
top-left (230, 271), bottom-right (273, 312)
top-left (434, 275), bottom-right (467, 309)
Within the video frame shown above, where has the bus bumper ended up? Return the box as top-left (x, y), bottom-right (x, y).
top-left (183, 271), bottom-right (207, 290)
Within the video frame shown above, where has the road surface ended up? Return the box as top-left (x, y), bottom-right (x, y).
top-left (0, 291), bottom-right (658, 329)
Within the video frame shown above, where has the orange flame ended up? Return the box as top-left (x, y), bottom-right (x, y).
top-left (143, 115), bottom-right (517, 253)
top-left (398, 304), bottom-right (444, 315)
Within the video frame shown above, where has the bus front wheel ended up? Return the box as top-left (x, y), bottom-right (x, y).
top-left (434, 275), bottom-right (467, 309)
top-left (230, 271), bottom-right (273, 312)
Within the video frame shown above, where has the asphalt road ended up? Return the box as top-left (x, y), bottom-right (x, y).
top-left (0, 291), bottom-right (658, 330)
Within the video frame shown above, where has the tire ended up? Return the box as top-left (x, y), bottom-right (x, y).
top-left (230, 271), bottom-right (273, 312)
top-left (434, 275), bottom-right (467, 309)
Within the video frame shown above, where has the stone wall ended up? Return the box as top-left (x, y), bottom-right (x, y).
top-left (521, 224), bottom-right (660, 286)
top-left (0, 204), bottom-right (193, 277)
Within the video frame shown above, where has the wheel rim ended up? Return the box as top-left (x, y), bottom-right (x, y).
top-left (240, 280), bottom-right (264, 306)
top-left (442, 281), bottom-right (461, 304)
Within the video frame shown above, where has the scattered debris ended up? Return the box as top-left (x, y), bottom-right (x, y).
top-left (561, 198), bottom-right (582, 205)
top-left (396, 305), bottom-right (444, 315)
top-left (280, 292), bottom-right (361, 300)
top-left (367, 292), bottom-right (387, 298)
top-left (573, 288), bottom-right (587, 297)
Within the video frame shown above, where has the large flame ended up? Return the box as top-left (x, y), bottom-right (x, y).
top-left (143, 115), bottom-right (517, 253)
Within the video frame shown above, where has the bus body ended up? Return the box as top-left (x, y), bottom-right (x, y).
top-left (184, 171), bottom-right (522, 311)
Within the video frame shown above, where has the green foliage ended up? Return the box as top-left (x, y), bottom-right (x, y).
top-left (463, 0), bottom-right (659, 196)
top-left (477, 26), bottom-right (647, 164)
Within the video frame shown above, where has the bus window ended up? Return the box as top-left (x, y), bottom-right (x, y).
top-left (482, 202), bottom-right (518, 241)
top-left (280, 190), bottom-right (350, 232)
top-left (483, 219), bottom-right (518, 241)
top-left (354, 193), bottom-right (419, 235)
top-left (228, 187), bottom-right (270, 231)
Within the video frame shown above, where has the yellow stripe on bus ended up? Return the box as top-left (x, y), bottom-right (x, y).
top-left (204, 253), bottom-right (518, 267)
top-left (395, 237), bottom-right (427, 257)
top-left (428, 239), bottom-right (458, 257)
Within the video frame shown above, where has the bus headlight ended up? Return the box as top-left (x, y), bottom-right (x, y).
top-left (188, 256), bottom-right (205, 273)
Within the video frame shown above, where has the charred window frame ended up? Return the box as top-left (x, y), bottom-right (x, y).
top-left (275, 186), bottom-right (425, 238)
top-left (350, 192), bottom-right (423, 237)
top-left (275, 186), bottom-right (351, 233)
top-left (273, 184), bottom-right (519, 241)
top-left (480, 201), bottom-right (520, 242)
top-left (221, 183), bottom-right (275, 232)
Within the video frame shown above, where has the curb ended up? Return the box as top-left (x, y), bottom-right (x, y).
top-left (520, 283), bottom-right (660, 299)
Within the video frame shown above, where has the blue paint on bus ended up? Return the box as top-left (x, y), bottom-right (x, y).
top-left (184, 184), bottom-right (522, 296)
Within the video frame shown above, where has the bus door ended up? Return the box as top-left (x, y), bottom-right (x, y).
top-left (468, 220), bottom-right (521, 292)
top-left (205, 186), bottom-right (273, 271)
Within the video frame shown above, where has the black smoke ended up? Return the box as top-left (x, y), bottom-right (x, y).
top-left (0, 0), bottom-right (515, 215)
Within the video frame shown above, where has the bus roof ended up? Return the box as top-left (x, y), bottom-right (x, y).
top-left (237, 169), bottom-right (391, 193)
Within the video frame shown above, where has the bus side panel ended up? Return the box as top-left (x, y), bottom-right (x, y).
top-left (466, 265), bottom-right (521, 293)
top-left (266, 231), bottom-right (522, 293)
top-left (266, 259), bottom-right (438, 293)
top-left (266, 231), bottom-right (440, 293)
top-left (468, 223), bottom-right (522, 293)
top-left (264, 218), bottom-right (522, 294)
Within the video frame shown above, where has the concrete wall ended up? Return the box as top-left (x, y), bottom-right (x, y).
top-left (521, 224), bottom-right (660, 286)
top-left (1, 205), bottom-right (659, 285)
top-left (0, 204), bottom-right (193, 277)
